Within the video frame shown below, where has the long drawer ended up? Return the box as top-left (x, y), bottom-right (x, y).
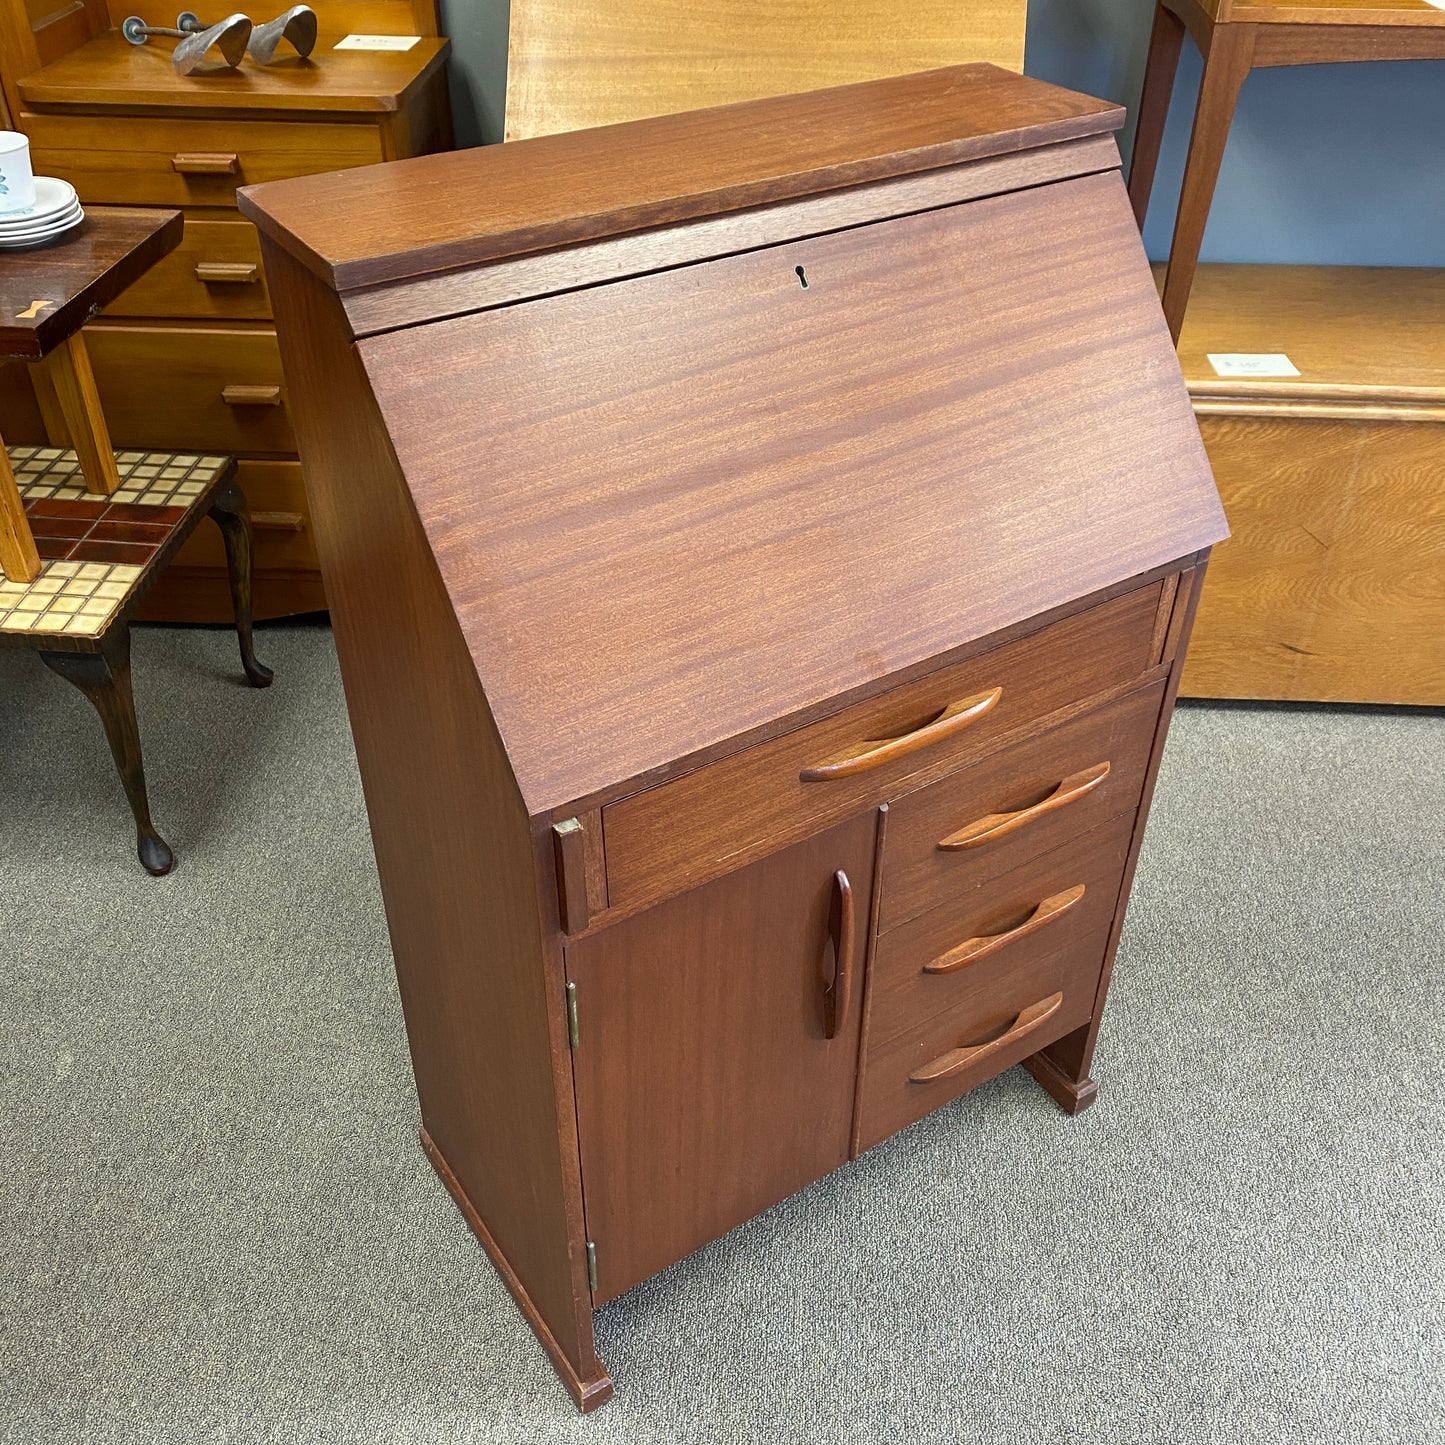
top-left (24, 111), bottom-right (383, 208)
top-left (104, 217), bottom-right (271, 321)
top-left (602, 581), bottom-right (1164, 913)
top-left (855, 814), bottom-right (1134, 1152)
top-left (878, 681), bottom-right (1165, 933)
top-left (84, 323), bottom-right (295, 454)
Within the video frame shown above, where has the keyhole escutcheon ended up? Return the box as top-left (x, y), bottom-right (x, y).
top-left (795, 265), bottom-right (809, 289)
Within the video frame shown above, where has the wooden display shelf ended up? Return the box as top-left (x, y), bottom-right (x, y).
top-left (1171, 263), bottom-right (1445, 705)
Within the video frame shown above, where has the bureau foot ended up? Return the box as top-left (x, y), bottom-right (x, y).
top-left (418, 1127), bottom-right (614, 1413)
top-left (1021, 1049), bottom-right (1098, 1116)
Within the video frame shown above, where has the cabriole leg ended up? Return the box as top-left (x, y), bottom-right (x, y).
top-left (39, 628), bottom-right (174, 876)
top-left (209, 476), bottom-right (274, 689)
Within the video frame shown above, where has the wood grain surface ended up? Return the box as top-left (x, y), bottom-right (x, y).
top-left (566, 811), bottom-right (879, 1303)
top-left (18, 29), bottom-right (449, 113)
top-left (261, 237), bottom-right (609, 1406)
top-left (102, 217), bottom-right (270, 322)
top-left (358, 172), bottom-right (1222, 813)
top-left (239, 64), bottom-right (1124, 289)
top-left (504, 0), bottom-right (1026, 140)
top-left (0, 207), bottom-right (181, 362)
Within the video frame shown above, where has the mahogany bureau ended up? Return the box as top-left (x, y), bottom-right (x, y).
top-left (241, 65), bottom-right (1229, 1411)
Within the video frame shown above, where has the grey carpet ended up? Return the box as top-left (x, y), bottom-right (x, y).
top-left (1, 622), bottom-right (1441, 1445)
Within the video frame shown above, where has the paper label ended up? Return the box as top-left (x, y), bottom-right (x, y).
top-left (334, 33), bottom-right (421, 50)
top-left (1207, 352), bottom-right (1301, 379)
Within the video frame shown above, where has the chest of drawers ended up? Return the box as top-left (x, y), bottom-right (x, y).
top-left (0, 0), bottom-right (450, 621)
top-left (241, 64), bottom-right (1228, 1411)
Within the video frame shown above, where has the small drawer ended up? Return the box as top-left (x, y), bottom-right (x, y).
top-left (864, 810), bottom-right (1134, 1054)
top-left (104, 217), bottom-right (271, 322)
top-left (603, 580), bottom-right (1164, 912)
top-left (166, 459), bottom-right (317, 575)
top-left (84, 323), bottom-right (295, 455)
top-left (878, 680), bottom-right (1165, 933)
top-left (24, 111), bottom-right (384, 208)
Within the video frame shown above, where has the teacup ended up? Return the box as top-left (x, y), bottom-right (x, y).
top-left (0, 132), bottom-right (37, 214)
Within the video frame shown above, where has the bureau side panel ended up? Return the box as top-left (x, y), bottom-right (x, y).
top-left (260, 242), bottom-right (606, 1405)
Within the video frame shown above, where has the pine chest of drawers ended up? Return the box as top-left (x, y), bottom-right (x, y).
top-left (242, 64), bottom-right (1228, 1411)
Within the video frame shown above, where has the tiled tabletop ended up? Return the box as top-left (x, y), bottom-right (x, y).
top-left (0, 448), bottom-right (228, 641)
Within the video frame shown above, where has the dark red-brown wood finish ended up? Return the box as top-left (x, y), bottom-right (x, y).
top-left (244, 65), bottom-right (1226, 1411)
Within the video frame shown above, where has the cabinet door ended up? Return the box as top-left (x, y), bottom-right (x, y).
top-left (567, 810), bottom-right (879, 1302)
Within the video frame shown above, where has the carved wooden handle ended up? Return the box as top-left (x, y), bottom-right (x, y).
top-left (908, 992), bottom-right (1064, 1083)
top-left (923, 885), bottom-right (1085, 975)
top-left (938, 762), bottom-right (1111, 851)
top-left (822, 869), bottom-right (855, 1040)
top-left (195, 261), bottom-right (259, 284)
top-left (250, 511), bottom-right (304, 532)
top-left (800, 688), bottom-right (1001, 782)
top-left (172, 153), bottom-right (240, 174)
top-left (221, 384), bottom-right (282, 406)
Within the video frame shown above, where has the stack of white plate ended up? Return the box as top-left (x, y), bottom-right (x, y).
top-left (0, 178), bottom-right (84, 250)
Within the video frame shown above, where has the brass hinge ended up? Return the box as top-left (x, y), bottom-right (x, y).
top-left (586, 1240), bottom-right (598, 1293)
top-left (566, 980), bottom-right (579, 1049)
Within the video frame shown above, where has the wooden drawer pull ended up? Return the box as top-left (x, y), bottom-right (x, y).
top-left (800, 687), bottom-right (1001, 782)
top-left (172, 152), bottom-right (240, 175)
top-left (221, 384), bottom-right (283, 406)
top-left (821, 868), bottom-right (855, 1040)
top-left (908, 992), bottom-right (1064, 1084)
top-left (938, 761), bottom-right (1111, 851)
top-left (195, 261), bottom-right (259, 285)
top-left (923, 884), bottom-right (1085, 975)
top-left (251, 510), bottom-right (305, 532)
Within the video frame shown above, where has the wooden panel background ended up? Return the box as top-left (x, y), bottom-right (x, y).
top-left (504, 0), bottom-right (1027, 139)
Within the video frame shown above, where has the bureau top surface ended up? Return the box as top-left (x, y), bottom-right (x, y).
top-left (357, 163), bottom-right (1225, 815)
top-left (19, 31), bottom-right (449, 114)
top-left (240, 64), bottom-right (1123, 291)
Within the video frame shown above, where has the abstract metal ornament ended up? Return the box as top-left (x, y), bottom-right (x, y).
top-left (121, 11), bottom-right (254, 74)
top-left (247, 4), bottom-right (319, 63)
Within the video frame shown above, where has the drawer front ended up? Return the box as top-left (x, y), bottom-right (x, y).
top-left (878, 681), bottom-right (1165, 933)
top-left (85, 323), bottom-right (295, 455)
top-left (104, 217), bottom-right (270, 321)
top-left (603, 580), bottom-right (1163, 912)
top-left (865, 810), bottom-right (1134, 1053)
top-left (166, 459), bottom-right (318, 575)
top-left (24, 112), bottom-right (383, 208)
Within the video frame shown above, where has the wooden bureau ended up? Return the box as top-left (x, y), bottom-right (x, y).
top-left (241, 66), bottom-right (1228, 1411)
top-left (0, 0), bottom-right (450, 620)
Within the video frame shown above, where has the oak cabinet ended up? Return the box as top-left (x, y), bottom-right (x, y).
top-left (243, 65), bottom-right (1227, 1411)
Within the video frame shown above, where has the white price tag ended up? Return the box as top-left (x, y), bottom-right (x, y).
top-left (1207, 352), bottom-right (1301, 379)
top-left (334, 33), bottom-right (421, 51)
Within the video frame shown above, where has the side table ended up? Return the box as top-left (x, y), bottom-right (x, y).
top-left (1128, 0), bottom-right (1445, 342)
top-left (0, 208), bottom-right (271, 874)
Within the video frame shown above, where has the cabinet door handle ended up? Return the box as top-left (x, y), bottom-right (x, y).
top-left (908, 992), bottom-right (1064, 1084)
top-left (938, 762), bottom-right (1111, 851)
top-left (172, 152), bottom-right (240, 174)
top-left (821, 869), bottom-right (855, 1040)
top-left (800, 687), bottom-right (1001, 782)
top-left (923, 884), bottom-right (1084, 975)
top-left (195, 261), bottom-right (259, 284)
top-left (221, 384), bottom-right (282, 406)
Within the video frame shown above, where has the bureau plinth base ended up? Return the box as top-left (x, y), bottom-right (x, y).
top-left (418, 1128), bottom-right (615, 1414)
top-left (1021, 1048), bottom-right (1099, 1116)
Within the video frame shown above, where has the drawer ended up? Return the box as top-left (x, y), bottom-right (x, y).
top-left (166, 459), bottom-right (318, 575)
top-left (864, 810), bottom-right (1134, 1053)
top-left (84, 323), bottom-right (295, 455)
top-left (878, 681), bottom-right (1165, 933)
top-left (104, 218), bottom-right (270, 321)
top-left (24, 111), bottom-right (384, 208)
top-left (603, 580), bottom-right (1164, 912)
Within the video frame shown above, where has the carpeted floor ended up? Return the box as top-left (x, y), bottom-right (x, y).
top-left (1, 621), bottom-right (1441, 1445)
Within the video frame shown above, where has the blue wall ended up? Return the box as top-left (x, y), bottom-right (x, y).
top-left (1025, 0), bottom-right (1445, 266)
top-left (438, 0), bottom-right (1445, 266)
